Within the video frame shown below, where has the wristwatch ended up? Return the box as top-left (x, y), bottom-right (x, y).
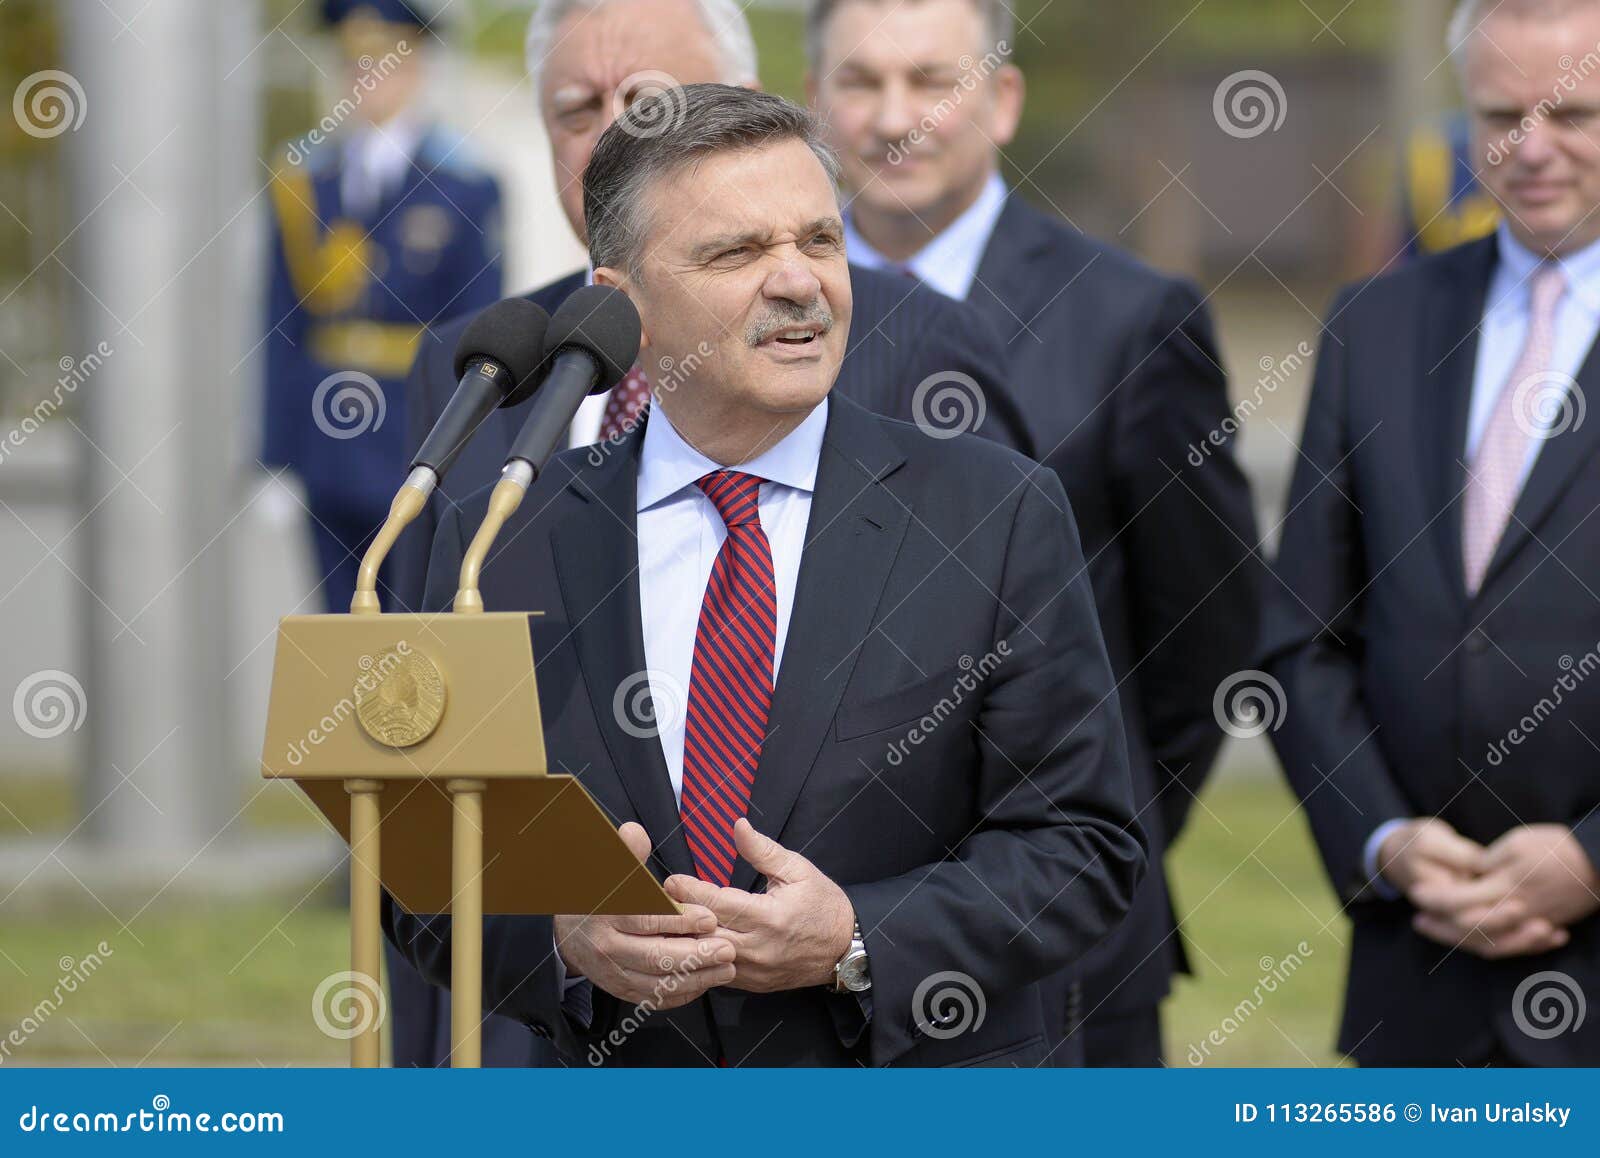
top-left (832, 921), bottom-right (871, 993)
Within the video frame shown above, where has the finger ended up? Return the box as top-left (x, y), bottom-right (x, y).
top-left (1409, 870), bottom-right (1514, 915)
top-left (664, 875), bottom-right (764, 930)
top-left (597, 932), bottom-right (737, 976)
top-left (1412, 912), bottom-right (1469, 947)
top-left (611, 905), bottom-right (717, 937)
top-left (653, 964), bottom-right (738, 1009)
top-left (734, 818), bottom-right (807, 882)
top-left (1417, 823), bottom-right (1489, 876)
top-left (1479, 918), bottom-right (1569, 960)
top-left (1452, 895), bottom-right (1528, 937)
top-left (617, 821), bottom-right (653, 864)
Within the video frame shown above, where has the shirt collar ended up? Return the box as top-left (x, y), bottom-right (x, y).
top-left (636, 396), bottom-right (829, 512)
top-left (1492, 221), bottom-right (1600, 318)
top-left (844, 171), bottom-right (1009, 300)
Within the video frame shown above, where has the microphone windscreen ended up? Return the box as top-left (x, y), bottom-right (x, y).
top-left (544, 285), bottom-right (642, 393)
top-left (451, 298), bottom-right (551, 404)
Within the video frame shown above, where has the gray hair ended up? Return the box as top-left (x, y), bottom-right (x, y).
top-left (1448, 0), bottom-right (1596, 75)
top-left (804, 0), bottom-right (1015, 69)
top-left (525, 0), bottom-right (759, 99)
top-left (584, 84), bottom-right (840, 278)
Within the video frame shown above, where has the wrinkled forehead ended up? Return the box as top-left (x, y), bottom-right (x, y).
top-left (636, 142), bottom-right (843, 262)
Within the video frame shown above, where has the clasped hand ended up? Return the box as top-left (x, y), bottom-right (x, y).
top-left (1377, 819), bottom-right (1599, 958)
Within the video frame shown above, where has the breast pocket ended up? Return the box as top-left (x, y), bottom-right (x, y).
top-left (834, 665), bottom-right (967, 741)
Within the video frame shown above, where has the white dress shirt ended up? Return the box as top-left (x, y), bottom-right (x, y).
top-left (844, 171), bottom-right (1009, 301)
top-left (636, 398), bottom-right (827, 801)
top-left (1362, 222), bottom-right (1600, 893)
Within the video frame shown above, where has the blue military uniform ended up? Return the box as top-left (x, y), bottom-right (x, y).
top-left (1399, 112), bottom-right (1499, 258)
top-left (264, 0), bottom-right (537, 1070)
top-left (263, 89), bottom-right (502, 611)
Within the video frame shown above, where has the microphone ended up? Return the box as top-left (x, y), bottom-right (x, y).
top-left (452, 285), bottom-right (642, 614)
top-left (348, 298), bottom-right (550, 615)
top-left (410, 298), bottom-right (551, 479)
top-left (506, 285), bottom-right (642, 477)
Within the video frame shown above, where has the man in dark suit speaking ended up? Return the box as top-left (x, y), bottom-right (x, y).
top-left (386, 84), bottom-right (1144, 1067)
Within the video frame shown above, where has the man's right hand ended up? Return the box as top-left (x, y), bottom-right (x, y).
top-left (1376, 817), bottom-right (1483, 894)
top-left (553, 821), bottom-right (738, 1008)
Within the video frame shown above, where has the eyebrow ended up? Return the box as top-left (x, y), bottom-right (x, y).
top-left (689, 216), bottom-right (845, 261)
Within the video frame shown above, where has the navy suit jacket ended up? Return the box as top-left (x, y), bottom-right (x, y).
top-left (384, 393), bottom-right (1145, 1066)
top-left (966, 196), bottom-right (1262, 1021)
top-left (388, 264), bottom-right (1025, 613)
top-left (1263, 235), bottom-right (1600, 1065)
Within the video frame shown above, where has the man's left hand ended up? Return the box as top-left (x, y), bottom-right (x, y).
top-left (663, 819), bottom-right (855, 993)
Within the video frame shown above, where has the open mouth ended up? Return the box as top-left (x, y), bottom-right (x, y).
top-left (765, 326), bottom-right (823, 347)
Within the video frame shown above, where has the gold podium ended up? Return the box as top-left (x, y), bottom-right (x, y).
top-left (260, 610), bottom-right (676, 1067)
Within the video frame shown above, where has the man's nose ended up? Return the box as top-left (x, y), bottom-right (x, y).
top-left (873, 77), bottom-right (917, 142)
top-left (1513, 117), bottom-right (1558, 168)
top-left (764, 254), bottom-right (823, 305)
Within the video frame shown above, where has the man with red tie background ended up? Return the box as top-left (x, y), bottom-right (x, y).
top-left (1264, 0), bottom-right (1600, 1066)
top-left (385, 84), bottom-right (1145, 1066)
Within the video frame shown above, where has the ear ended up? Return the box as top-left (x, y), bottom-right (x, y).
top-left (990, 63), bottom-right (1025, 149)
top-left (592, 266), bottom-right (652, 353)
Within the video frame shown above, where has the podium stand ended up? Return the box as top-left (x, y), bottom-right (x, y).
top-left (260, 611), bottom-right (676, 1067)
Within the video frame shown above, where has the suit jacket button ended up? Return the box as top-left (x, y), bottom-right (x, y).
top-left (1464, 632), bottom-right (1488, 655)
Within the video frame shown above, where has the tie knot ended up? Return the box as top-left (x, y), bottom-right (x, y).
top-left (697, 471), bottom-right (764, 528)
top-left (1530, 262), bottom-right (1568, 319)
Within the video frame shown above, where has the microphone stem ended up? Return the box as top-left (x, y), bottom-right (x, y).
top-left (349, 466), bottom-right (437, 615)
top-left (452, 459), bottom-right (534, 614)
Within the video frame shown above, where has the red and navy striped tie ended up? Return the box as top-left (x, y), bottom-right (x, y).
top-left (680, 470), bottom-right (776, 886)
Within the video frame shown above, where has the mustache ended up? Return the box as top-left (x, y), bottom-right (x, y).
top-left (745, 300), bottom-right (834, 347)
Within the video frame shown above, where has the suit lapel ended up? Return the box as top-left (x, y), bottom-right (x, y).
top-left (1420, 238), bottom-right (1496, 605)
top-left (967, 195), bottom-right (1056, 345)
top-left (547, 420), bottom-right (696, 879)
top-left (1480, 316), bottom-right (1600, 590)
top-left (733, 397), bottom-right (911, 892)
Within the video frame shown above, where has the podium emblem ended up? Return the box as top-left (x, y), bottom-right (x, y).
top-left (355, 647), bottom-right (447, 748)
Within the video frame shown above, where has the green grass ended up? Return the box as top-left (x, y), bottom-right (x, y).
top-left (0, 763), bottom-right (1348, 1066)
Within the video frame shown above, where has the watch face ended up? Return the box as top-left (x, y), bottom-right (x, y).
top-left (838, 950), bottom-right (870, 991)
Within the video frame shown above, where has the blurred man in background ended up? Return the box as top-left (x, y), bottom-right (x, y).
top-left (260, 0), bottom-right (511, 1067)
top-left (806, 0), bottom-right (1261, 1066)
top-left (262, 0), bottom-right (502, 612)
top-left (1265, 0), bottom-right (1600, 1065)
top-left (389, 0), bottom-right (1027, 616)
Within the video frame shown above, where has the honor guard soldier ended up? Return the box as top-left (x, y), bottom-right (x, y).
top-left (262, 0), bottom-right (503, 612)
